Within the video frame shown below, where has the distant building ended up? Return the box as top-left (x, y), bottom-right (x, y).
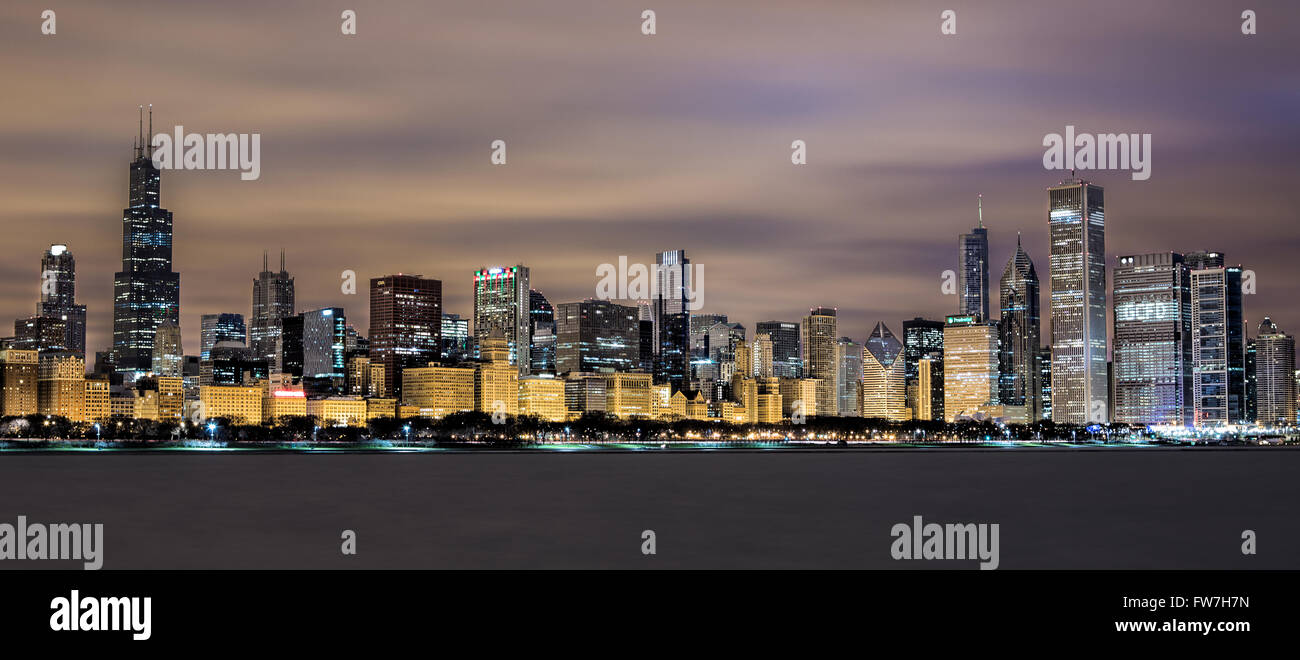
top-left (475, 331), bottom-right (518, 417)
top-left (301, 307), bottom-right (347, 381)
top-left (1112, 253), bottom-right (1192, 426)
top-left (554, 300), bottom-right (640, 375)
top-left (519, 376), bottom-right (566, 422)
top-left (959, 197), bottom-right (990, 320)
top-left (836, 337), bottom-right (863, 417)
top-left (801, 307), bottom-right (838, 417)
top-left (1255, 317), bottom-right (1296, 425)
top-left (861, 323), bottom-right (910, 421)
top-left (200, 313), bottom-right (246, 360)
top-left (37, 244), bottom-right (87, 355)
top-left (151, 320), bottom-right (183, 378)
top-left (13, 316), bottom-right (67, 352)
top-left (370, 274), bottom-right (441, 399)
top-left (529, 289), bottom-right (556, 375)
top-left (200, 384), bottom-right (264, 424)
top-left (112, 113), bottom-right (180, 376)
top-left (1047, 179), bottom-right (1107, 424)
top-left (1188, 252), bottom-right (1246, 426)
top-left (903, 318), bottom-right (944, 421)
top-left (250, 250), bottom-right (295, 370)
top-left (401, 364), bottom-right (475, 419)
top-left (38, 352), bottom-right (85, 422)
top-left (756, 321), bottom-right (801, 379)
top-left (944, 315), bottom-right (1000, 421)
top-left (307, 397), bottom-right (367, 427)
top-left (440, 313), bottom-right (470, 363)
top-left (999, 236), bottom-right (1041, 421)
top-left (473, 265), bottom-right (530, 376)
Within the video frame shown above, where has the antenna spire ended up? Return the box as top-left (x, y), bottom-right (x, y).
top-left (977, 194), bottom-right (983, 229)
top-left (147, 104), bottom-right (153, 157)
top-left (136, 105), bottom-right (144, 159)
top-left (280, 248), bottom-right (286, 272)
top-left (263, 249), bottom-right (269, 273)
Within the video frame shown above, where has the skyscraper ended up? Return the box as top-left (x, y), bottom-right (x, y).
top-left (654, 250), bottom-right (692, 392)
top-left (861, 323), bottom-right (910, 421)
top-left (943, 315), bottom-right (1000, 421)
top-left (801, 307), bottom-right (838, 417)
top-left (440, 313), bottom-right (470, 363)
top-left (554, 300), bottom-right (640, 375)
top-left (757, 321), bottom-right (801, 379)
top-left (151, 319), bottom-right (183, 378)
top-left (835, 336), bottom-right (863, 417)
top-left (473, 265), bottom-right (530, 376)
top-left (1047, 178), bottom-right (1107, 424)
top-left (999, 235), bottom-right (1041, 420)
top-left (959, 196), bottom-right (990, 320)
top-left (369, 274), bottom-right (442, 399)
top-left (13, 316), bottom-right (67, 352)
top-left (200, 313), bottom-right (247, 359)
top-left (902, 317), bottom-right (944, 421)
top-left (38, 244), bottom-right (87, 355)
top-left (250, 250), bottom-right (295, 370)
top-left (529, 289), bottom-right (556, 375)
top-left (302, 307), bottom-right (347, 381)
top-left (112, 107), bottom-right (180, 376)
top-left (1254, 317), bottom-right (1296, 426)
top-left (1188, 252), bottom-right (1246, 427)
top-left (1112, 252), bottom-right (1192, 426)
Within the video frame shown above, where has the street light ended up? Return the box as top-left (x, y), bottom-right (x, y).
top-left (403, 424), bottom-right (411, 442)
top-left (93, 423), bottom-right (101, 441)
top-left (207, 422), bottom-right (217, 442)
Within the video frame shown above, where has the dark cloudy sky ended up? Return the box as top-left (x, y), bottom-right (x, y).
top-left (1, 0), bottom-right (1297, 356)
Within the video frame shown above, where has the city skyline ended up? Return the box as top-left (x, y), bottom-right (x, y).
top-left (1, 1), bottom-right (1297, 369)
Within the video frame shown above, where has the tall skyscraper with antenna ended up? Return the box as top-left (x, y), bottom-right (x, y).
top-left (112, 105), bottom-right (181, 377)
top-left (38, 244), bottom-right (87, 355)
top-left (1048, 177), bottom-right (1107, 424)
top-left (999, 234), bottom-right (1041, 420)
top-left (959, 195), bottom-right (990, 320)
top-left (250, 249), bottom-right (296, 371)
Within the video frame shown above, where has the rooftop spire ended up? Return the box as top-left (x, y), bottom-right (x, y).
top-left (977, 193), bottom-right (983, 228)
top-left (280, 248), bottom-right (286, 272)
top-left (136, 105), bottom-right (144, 159)
top-left (263, 249), bottom-right (269, 273)
top-left (147, 104), bottom-right (153, 157)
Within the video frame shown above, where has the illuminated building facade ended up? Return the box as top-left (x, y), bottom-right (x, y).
top-left (250, 250), bottom-right (295, 370)
top-left (473, 265), bottom-right (530, 376)
top-left (1255, 317), bottom-right (1296, 425)
top-left (1047, 179), bottom-right (1107, 424)
top-left (112, 110), bottom-right (181, 376)
top-left (861, 323), bottom-right (910, 421)
top-left (200, 313), bottom-right (246, 360)
top-left (903, 318), bottom-right (944, 421)
top-left (1188, 252), bottom-right (1246, 426)
top-left (554, 300), bottom-right (640, 375)
top-left (38, 244), bottom-right (87, 355)
top-left (1112, 252), bottom-right (1192, 426)
top-left (801, 307), bottom-right (838, 417)
top-left (999, 237), bottom-right (1041, 420)
top-left (943, 315), bottom-right (1000, 421)
top-left (369, 274), bottom-right (441, 399)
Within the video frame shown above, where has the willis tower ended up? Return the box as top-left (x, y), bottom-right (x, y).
top-left (112, 106), bottom-right (180, 376)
